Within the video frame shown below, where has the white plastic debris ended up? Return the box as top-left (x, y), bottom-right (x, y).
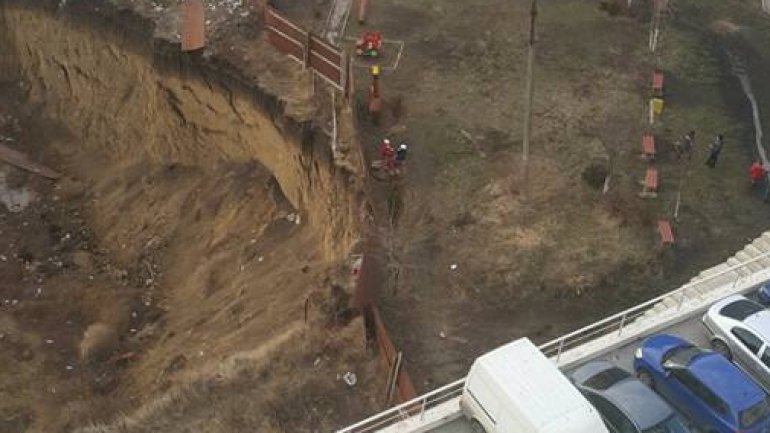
top-left (342, 371), bottom-right (357, 386)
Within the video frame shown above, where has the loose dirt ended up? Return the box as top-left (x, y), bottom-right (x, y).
top-left (0, 1), bottom-right (381, 432)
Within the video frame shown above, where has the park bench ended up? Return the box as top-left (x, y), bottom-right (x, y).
top-left (652, 70), bottom-right (664, 97)
top-left (658, 220), bottom-right (675, 245)
top-left (641, 134), bottom-right (655, 160)
top-left (639, 167), bottom-right (658, 198)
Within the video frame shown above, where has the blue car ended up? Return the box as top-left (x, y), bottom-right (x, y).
top-left (634, 334), bottom-right (770, 433)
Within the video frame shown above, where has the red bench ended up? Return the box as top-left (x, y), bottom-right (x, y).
top-left (658, 220), bottom-right (675, 245)
top-left (640, 167), bottom-right (658, 198)
top-left (641, 134), bottom-right (655, 159)
top-left (652, 71), bottom-right (664, 96)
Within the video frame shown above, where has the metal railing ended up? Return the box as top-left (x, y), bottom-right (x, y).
top-left (336, 378), bottom-right (465, 433)
top-left (336, 247), bottom-right (770, 433)
top-left (539, 250), bottom-right (770, 362)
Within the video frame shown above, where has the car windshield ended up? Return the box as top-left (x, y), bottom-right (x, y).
top-left (583, 367), bottom-right (631, 390)
top-left (661, 345), bottom-right (700, 367)
top-left (642, 415), bottom-right (690, 433)
top-left (720, 299), bottom-right (764, 321)
top-left (740, 396), bottom-right (770, 428)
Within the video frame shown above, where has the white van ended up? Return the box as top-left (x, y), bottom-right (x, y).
top-left (460, 338), bottom-right (609, 433)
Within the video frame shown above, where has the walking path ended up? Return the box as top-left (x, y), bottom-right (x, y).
top-left (729, 52), bottom-right (769, 168)
top-left (323, 0), bottom-right (352, 44)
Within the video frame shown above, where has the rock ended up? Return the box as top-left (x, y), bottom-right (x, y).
top-left (79, 322), bottom-right (118, 363)
top-left (71, 250), bottom-right (92, 270)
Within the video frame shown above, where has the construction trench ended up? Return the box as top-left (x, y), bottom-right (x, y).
top-left (0, 1), bottom-right (392, 432)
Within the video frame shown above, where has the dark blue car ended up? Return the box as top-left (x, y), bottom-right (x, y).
top-left (634, 334), bottom-right (770, 433)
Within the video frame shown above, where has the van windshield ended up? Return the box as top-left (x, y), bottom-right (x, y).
top-left (642, 415), bottom-right (689, 433)
top-left (740, 396), bottom-right (770, 428)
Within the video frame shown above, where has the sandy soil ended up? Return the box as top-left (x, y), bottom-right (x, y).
top-left (0, 1), bottom-right (380, 432)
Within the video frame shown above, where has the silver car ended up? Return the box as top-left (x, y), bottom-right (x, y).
top-left (569, 360), bottom-right (691, 433)
top-left (702, 294), bottom-right (770, 393)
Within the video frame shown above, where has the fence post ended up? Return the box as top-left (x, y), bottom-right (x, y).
top-left (617, 314), bottom-right (627, 336)
top-left (677, 287), bottom-right (687, 310)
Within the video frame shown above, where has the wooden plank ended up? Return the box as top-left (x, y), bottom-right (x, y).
top-left (265, 6), bottom-right (307, 43)
top-left (181, 0), bottom-right (205, 52)
top-left (0, 143), bottom-right (60, 179)
top-left (310, 34), bottom-right (342, 66)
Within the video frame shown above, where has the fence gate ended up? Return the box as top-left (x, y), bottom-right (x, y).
top-left (264, 6), bottom-right (350, 92)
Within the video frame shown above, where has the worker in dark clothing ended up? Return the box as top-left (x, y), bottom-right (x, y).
top-left (396, 143), bottom-right (408, 164)
top-left (679, 130), bottom-right (695, 161)
top-left (705, 134), bottom-right (724, 168)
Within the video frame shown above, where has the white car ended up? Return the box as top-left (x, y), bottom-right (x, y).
top-left (702, 294), bottom-right (770, 393)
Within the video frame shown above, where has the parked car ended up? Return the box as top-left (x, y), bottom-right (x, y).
top-left (703, 294), bottom-right (770, 392)
top-left (569, 360), bottom-right (691, 433)
top-left (634, 334), bottom-right (770, 433)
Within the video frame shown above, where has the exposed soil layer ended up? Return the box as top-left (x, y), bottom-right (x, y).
top-left (0, 1), bottom-right (382, 432)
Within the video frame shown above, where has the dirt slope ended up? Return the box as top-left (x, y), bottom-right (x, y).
top-left (0, 1), bottom-right (381, 431)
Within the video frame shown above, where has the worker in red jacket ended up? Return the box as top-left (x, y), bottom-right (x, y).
top-left (379, 138), bottom-right (395, 170)
top-left (750, 160), bottom-right (766, 186)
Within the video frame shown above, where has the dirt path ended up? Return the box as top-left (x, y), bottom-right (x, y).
top-left (323, 0), bottom-right (353, 44)
top-left (729, 53), bottom-right (769, 166)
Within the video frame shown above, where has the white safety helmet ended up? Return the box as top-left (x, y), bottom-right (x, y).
top-left (399, 143), bottom-right (407, 150)
top-left (384, 139), bottom-right (391, 144)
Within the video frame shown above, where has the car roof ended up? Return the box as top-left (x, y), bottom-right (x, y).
top-left (690, 352), bottom-right (766, 411)
top-left (603, 375), bottom-right (673, 429)
top-left (712, 295), bottom-right (770, 342)
top-left (712, 295), bottom-right (763, 321)
top-left (743, 312), bottom-right (770, 343)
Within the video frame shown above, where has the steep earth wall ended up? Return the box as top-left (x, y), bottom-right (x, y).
top-left (0, 0), bottom-right (363, 260)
